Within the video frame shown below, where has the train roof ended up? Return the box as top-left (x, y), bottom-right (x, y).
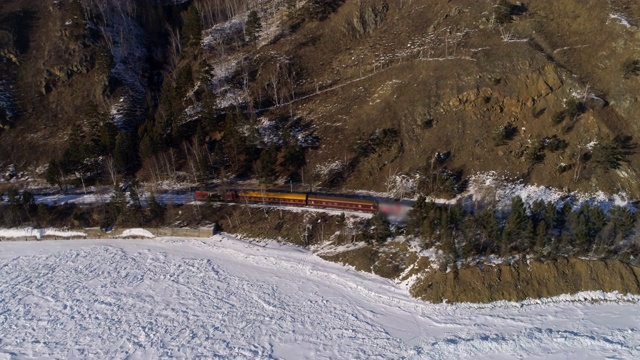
top-left (307, 194), bottom-right (377, 205)
top-left (239, 190), bottom-right (307, 201)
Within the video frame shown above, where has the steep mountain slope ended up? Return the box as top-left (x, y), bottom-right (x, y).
top-left (0, 0), bottom-right (639, 198)
top-left (252, 0), bottom-right (640, 196)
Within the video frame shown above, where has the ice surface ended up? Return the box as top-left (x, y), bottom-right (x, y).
top-left (0, 235), bottom-right (639, 359)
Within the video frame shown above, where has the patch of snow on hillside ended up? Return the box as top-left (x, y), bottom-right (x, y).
top-left (465, 172), bottom-right (631, 213)
top-left (385, 173), bottom-right (418, 198)
top-left (315, 160), bottom-right (346, 181)
top-left (97, 7), bottom-right (148, 129)
top-left (255, 116), bottom-right (282, 146)
top-left (202, 17), bottom-right (245, 50)
top-left (205, 54), bottom-right (247, 108)
top-left (0, 236), bottom-right (639, 359)
top-left (242, 116), bottom-right (317, 148)
top-left (109, 96), bottom-right (129, 128)
top-left (609, 13), bottom-right (634, 28)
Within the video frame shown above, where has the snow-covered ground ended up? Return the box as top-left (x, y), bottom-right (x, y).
top-left (1, 235), bottom-right (639, 359)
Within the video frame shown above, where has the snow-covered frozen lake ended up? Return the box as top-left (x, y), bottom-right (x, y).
top-left (1, 236), bottom-right (639, 359)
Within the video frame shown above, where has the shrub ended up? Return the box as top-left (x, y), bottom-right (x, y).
top-left (524, 144), bottom-right (544, 164)
top-left (551, 110), bottom-right (566, 125)
top-left (541, 135), bottom-right (568, 152)
top-left (591, 135), bottom-right (636, 170)
top-left (621, 59), bottom-right (640, 79)
top-left (492, 123), bottom-right (518, 145)
top-left (564, 98), bottom-right (584, 119)
top-left (493, 0), bottom-right (515, 24)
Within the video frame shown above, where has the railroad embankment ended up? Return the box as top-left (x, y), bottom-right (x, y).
top-left (410, 258), bottom-right (640, 303)
top-left (315, 242), bottom-right (640, 303)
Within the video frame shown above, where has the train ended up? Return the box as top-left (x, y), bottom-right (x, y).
top-left (194, 189), bottom-right (380, 213)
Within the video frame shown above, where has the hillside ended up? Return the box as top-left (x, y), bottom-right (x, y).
top-left (0, 0), bottom-right (639, 198)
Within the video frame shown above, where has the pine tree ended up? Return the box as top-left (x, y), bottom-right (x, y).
top-left (461, 216), bottom-right (479, 258)
top-left (245, 10), bottom-right (262, 47)
top-left (502, 196), bottom-right (528, 253)
top-left (555, 202), bottom-right (572, 237)
top-left (45, 160), bottom-right (66, 191)
top-left (61, 123), bottom-right (86, 170)
top-left (480, 209), bottom-right (502, 255)
top-left (256, 148), bottom-right (278, 182)
top-left (608, 206), bottom-right (636, 243)
top-left (441, 229), bottom-right (457, 263)
top-left (110, 184), bottom-right (127, 224)
top-left (182, 5), bottom-right (202, 48)
top-left (534, 220), bottom-right (548, 253)
top-left (129, 179), bottom-right (141, 209)
top-left (100, 121), bottom-right (118, 155)
top-left (368, 212), bottom-right (392, 243)
top-left (114, 132), bottom-right (140, 175)
top-left (148, 192), bottom-right (165, 222)
top-left (568, 205), bottom-right (590, 254)
top-left (530, 199), bottom-right (546, 226)
top-left (37, 204), bottom-right (52, 227)
top-left (544, 202), bottom-right (556, 230)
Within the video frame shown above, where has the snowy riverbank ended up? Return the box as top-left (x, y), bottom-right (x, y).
top-left (1, 235), bottom-right (639, 358)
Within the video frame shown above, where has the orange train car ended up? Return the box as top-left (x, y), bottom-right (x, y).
top-left (238, 190), bottom-right (308, 207)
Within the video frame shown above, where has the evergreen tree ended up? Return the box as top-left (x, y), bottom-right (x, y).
top-left (555, 202), bottom-right (572, 236)
top-left (544, 202), bottom-right (557, 230)
top-left (502, 196), bottom-right (528, 253)
top-left (36, 204), bottom-right (52, 227)
top-left (114, 132), bottom-right (140, 175)
top-left (182, 4), bottom-right (202, 48)
top-left (45, 160), bottom-right (65, 191)
top-left (461, 215), bottom-right (480, 258)
top-left (20, 190), bottom-right (35, 212)
top-left (480, 208), bottom-right (501, 254)
top-left (129, 179), bottom-right (141, 209)
top-left (530, 199), bottom-right (546, 226)
top-left (568, 207), bottom-right (590, 254)
top-left (522, 218), bottom-right (535, 250)
top-left (534, 220), bottom-right (548, 253)
top-left (407, 195), bottom-right (428, 234)
top-left (148, 192), bottom-right (165, 222)
top-left (100, 121), bottom-right (118, 155)
top-left (441, 229), bottom-right (457, 263)
top-left (61, 123), bottom-right (86, 171)
top-left (245, 10), bottom-right (262, 47)
top-left (607, 206), bottom-right (636, 243)
top-left (110, 184), bottom-right (127, 225)
top-left (368, 212), bottom-right (392, 243)
top-left (256, 148), bottom-right (278, 182)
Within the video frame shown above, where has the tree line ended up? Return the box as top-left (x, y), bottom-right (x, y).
top-left (406, 196), bottom-right (639, 264)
